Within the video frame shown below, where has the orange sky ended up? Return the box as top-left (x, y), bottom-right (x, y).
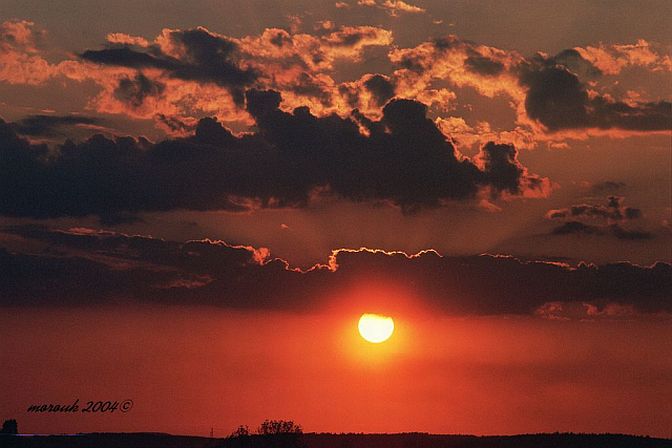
top-left (2, 306), bottom-right (670, 437)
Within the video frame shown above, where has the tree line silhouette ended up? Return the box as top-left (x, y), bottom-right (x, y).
top-left (1, 418), bottom-right (669, 448)
top-left (224, 420), bottom-right (304, 448)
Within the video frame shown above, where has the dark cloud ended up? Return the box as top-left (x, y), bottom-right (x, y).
top-left (0, 91), bottom-right (547, 221)
top-left (363, 74), bottom-right (395, 106)
top-left (167, 28), bottom-right (257, 96)
top-left (327, 27), bottom-right (379, 47)
top-left (11, 114), bottom-right (100, 137)
top-left (285, 72), bottom-right (333, 105)
top-left (432, 35), bottom-right (461, 51)
top-left (114, 72), bottom-right (165, 108)
top-left (269, 30), bottom-right (291, 47)
top-left (552, 222), bottom-right (653, 240)
top-left (547, 196), bottom-right (641, 222)
top-left (519, 55), bottom-right (672, 131)
top-left (464, 54), bottom-right (504, 76)
top-left (520, 65), bottom-right (590, 130)
top-left (547, 197), bottom-right (651, 241)
top-left (81, 27), bottom-right (257, 103)
top-left (155, 113), bottom-right (193, 134)
top-left (479, 142), bottom-right (531, 195)
top-left (551, 48), bottom-right (602, 79)
top-left (80, 46), bottom-right (174, 70)
top-left (2, 226), bottom-right (670, 315)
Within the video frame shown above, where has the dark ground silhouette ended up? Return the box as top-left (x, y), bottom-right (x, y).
top-left (1, 432), bottom-right (670, 448)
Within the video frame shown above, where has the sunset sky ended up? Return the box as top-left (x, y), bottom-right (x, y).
top-left (0, 0), bottom-right (671, 438)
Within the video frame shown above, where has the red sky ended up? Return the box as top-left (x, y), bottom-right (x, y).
top-left (3, 307), bottom-right (671, 437)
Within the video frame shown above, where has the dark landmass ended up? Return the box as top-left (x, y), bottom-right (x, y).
top-left (2, 432), bottom-right (670, 448)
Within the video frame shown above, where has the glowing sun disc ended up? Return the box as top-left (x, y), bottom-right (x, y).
top-left (358, 313), bottom-right (394, 343)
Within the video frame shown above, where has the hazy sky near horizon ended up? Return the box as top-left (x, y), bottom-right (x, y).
top-left (0, 0), bottom-right (670, 438)
top-left (2, 307), bottom-right (671, 436)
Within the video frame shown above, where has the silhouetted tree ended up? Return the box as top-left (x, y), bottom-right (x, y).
top-left (223, 420), bottom-right (304, 448)
top-left (1, 419), bottom-right (17, 434)
top-left (231, 425), bottom-right (251, 437)
top-left (257, 419), bottom-right (302, 435)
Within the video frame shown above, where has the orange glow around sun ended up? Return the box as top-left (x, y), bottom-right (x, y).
top-left (358, 313), bottom-right (395, 343)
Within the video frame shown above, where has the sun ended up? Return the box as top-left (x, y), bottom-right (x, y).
top-left (358, 313), bottom-right (394, 343)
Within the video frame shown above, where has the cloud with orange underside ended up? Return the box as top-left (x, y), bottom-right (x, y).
top-left (1, 19), bottom-right (669, 143)
top-left (389, 36), bottom-right (670, 146)
top-left (88, 25), bottom-right (393, 132)
top-left (237, 26), bottom-right (392, 74)
top-left (356, 0), bottom-right (426, 16)
top-left (574, 39), bottom-right (672, 75)
top-left (0, 20), bottom-right (55, 85)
